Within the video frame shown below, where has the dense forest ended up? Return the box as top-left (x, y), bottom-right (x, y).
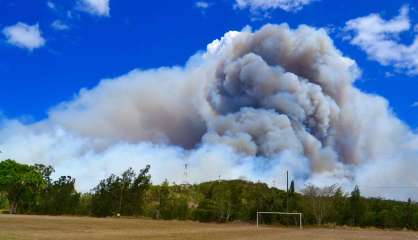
top-left (1, 159), bottom-right (418, 230)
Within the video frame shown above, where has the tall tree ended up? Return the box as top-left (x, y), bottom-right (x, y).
top-left (289, 180), bottom-right (295, 196)
top-left (158, 179), bottom-right (171, 219)
top-left (39, 176), bottom-right (80, 215)
top-left (130, 165), bottom-right (151, 215)
top-left (91, 165), bottom-right (151, 217)
top-left (34, 164), bottom-right (54, 185)
top-left (0, 160), bottom-right (45, 214)
top-left (0, 192), bottom-right (8, 210)
top-left (405, 198), bottom-right (413, 228)
top-left (302, 184), bottom-right (338, 225)
top-left (349, 185), bottom-right (365, 226)
top-left (91, 174), bottom-right (121, 217)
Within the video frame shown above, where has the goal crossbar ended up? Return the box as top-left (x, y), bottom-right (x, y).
top-left (256, 212), bottom-right (302, 229)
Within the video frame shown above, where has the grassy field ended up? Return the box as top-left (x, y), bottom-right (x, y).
top-left (1, 215), bottom-right (418, 240)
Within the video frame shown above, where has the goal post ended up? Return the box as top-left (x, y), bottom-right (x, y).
top-left (256, 212), bottom-right (302, 229)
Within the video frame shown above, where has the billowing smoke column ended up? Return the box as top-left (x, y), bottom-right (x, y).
top-left (1, 24), bottom-right (418, 200)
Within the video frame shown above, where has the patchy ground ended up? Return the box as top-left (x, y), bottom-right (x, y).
top-left (0, 215), bottom-right (417, 240)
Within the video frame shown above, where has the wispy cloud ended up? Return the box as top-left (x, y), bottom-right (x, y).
top-left (235, 0), bottom-right (317, 13)
top-left (195, 1), bottom-right (210, 9)
top-left (47, 1), bottom-right (56, 10)
top-left (77, 0), bottom-right (110, 17)
top-left (344, 5), bottom-right (418, 75)
top-left (51, 20), bottom-right (70, 31)
top-left (2, 22), bottom-right (45, 51)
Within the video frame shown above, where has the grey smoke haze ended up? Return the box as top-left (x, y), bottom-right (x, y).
top-left (1, 23), bottom-right (418, 200)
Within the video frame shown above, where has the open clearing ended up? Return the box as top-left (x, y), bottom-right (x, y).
top-left (1, 215), bottom-right (418, 240)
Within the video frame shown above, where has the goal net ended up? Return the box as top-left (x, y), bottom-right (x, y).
top-left (256, 212), bottom-right (302, 229)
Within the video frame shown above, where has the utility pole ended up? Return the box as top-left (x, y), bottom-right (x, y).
top-left (286, 170), bottom-right (289, 212)
top-left (184, 163), bottom-right (188, 183)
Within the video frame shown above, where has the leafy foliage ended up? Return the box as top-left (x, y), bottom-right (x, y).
top-left (1, 159), bottom-right (418, 230)
top-left (37, 176), bottom-right (80, 215)
top-left (90, 165), bottom-right (151, 217)
top-left (0, 192), bottom-right (8, 210)
top-left (0, 160), bottom-right (46, 214)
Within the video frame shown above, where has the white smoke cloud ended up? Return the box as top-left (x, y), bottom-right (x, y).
top-left (1, 23), bottom-right (418, 200)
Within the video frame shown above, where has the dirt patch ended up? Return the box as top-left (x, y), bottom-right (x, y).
top-left (0, 215), bottom-right (417, 240)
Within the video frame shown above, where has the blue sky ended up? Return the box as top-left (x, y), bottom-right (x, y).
top-left (1, 0), bottom-right (418, 128)
top-left (3, 0), bottom-right (418, 197)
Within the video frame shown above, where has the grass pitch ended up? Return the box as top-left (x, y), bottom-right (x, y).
top-left (0, 214), bottom-right (417, 240)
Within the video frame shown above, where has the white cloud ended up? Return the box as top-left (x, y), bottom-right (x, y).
top-left (51, 20), bottom-right (69, 31)
top-left (196, 1), bottom-right (210, 9)
top-left (2, 22), bottom-right (45, 51)
top-left (235, 0), bottom-right (316, 12)
top-left (47, 1), bottom-right (56, 10)
top-left (78, 0), bottom-right (110, 17)
top-left (345, 5), bottom-right (418, 75)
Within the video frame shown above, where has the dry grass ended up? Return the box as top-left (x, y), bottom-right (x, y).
top-left (1, 214), bottom-right (418, 240)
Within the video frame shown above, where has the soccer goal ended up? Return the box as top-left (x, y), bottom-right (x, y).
top-left (256, 212), bottom-right (303, 229)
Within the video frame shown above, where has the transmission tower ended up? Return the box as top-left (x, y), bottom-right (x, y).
top-left (183, 162), bottom-right (189, 185)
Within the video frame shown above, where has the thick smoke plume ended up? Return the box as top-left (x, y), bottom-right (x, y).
top-left (1, 24), bottom-right (418, 200)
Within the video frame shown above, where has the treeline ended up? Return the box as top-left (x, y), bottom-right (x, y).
top-left (1, 159), bottom-right (418, 230)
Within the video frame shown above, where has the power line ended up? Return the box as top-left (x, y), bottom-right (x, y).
top-left (359, 186), bottom-right (418, 189)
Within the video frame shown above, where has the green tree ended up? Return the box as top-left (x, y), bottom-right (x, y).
top-left (91, 174), bottom-right (121, 217)
top-left (34, 164), bottom-right (54, 185)
top-left (0, 192), bottom-right (8, 210)
top-left (173, 196), bottom-right (189, 220)
top-left (28, 164), bottom-right (81, 215)
top-left (77, 193), bottom-right (92, 215)
top-left (126, 165), bottom-right (151, 215)
top-left (195, 198), bottom-right (218, 222)
top-left (289, 180), bottom-right (295, 195)
top-left (40, 176), bottom-right (80, 215)
top-left (0, 160), bottom-right (45, 214)
top-left (349, 185), bottom-right (365, 226)
top-left (91, 165), bottom-right (151, 217)
top-left (404, 198), bottom-right (413, 228)
top-left (158, 179), bottom-right (171, 219)
top-left (119, 168), bottom-right (136, 215)
top-left (302, 185), bottom-right (339, 225)
top-left (211, 182), bottom-right (233, 222)
top-left (331, 187), bottom-right (348, 225)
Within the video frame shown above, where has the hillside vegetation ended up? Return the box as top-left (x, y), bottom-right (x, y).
top-left (1, 159), bottom-right (418, 230)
